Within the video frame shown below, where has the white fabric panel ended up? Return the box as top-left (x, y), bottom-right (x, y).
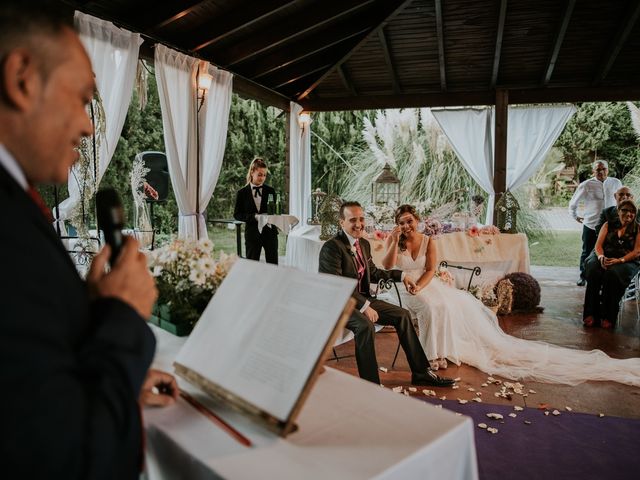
top-left (155, 45), bottom-right (232, 240)
top-left (289, 102), bottom-right (312, 226)
top-left (431, 108), bottom-right (496, 224)
top-left (506, 105), bottom-right (576, 191)
top-left (54, 12), bottom-right (142, 233)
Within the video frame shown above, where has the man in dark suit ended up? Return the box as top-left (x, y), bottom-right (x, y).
top-left (319, 202), bottom-right (455, 387)
top-left (594, 186), bottom-right (635, 235)
top-left (0, 2), bottom-right (162, 478)
top-left (234, 168), bottom-right (279, 264)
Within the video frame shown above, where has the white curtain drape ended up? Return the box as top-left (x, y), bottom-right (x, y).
top-left (54, 12), bottom-right (142, 232)
top-left (432, 105), bottom-right (576, 224)
top-left (155, 45), bottom-right (233, 240)
top-left (431, 108), bottom-right (495, 224)
top-left (289, 102), bottom-right (312, 226)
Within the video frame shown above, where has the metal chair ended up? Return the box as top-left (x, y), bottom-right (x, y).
top-left (617, 271), bottom-right (640, 327)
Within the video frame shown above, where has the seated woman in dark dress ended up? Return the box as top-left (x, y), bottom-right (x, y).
top-left (583, 199), bottom-right (640, 328)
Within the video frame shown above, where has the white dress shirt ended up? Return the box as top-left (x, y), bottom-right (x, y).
top-left (250, 183), bottom-right (263, 212)
top-left (0, 144), bottom-right (27, 190)
top-left (568, 176), bottom-right (622, 230)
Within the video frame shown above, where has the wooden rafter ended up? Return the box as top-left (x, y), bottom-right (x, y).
top-left (149, 0), bottom-right (209, 31)
top-left (243, 23), bottom-right (372, 79)
top-left (434, 0), bottom-right (447, 91)
top-left (378, 27), bottom-right (401, 94)
top-left (490, 0), bottom-right (508, 88)
top-left (542, 0), bottom-right (575, 86)
top-left (592, 0), bottom-right (640, 85)
top-left (296, 0), bottom-right (412, 101)
top-left (338, 64), bottom-right (358, 95)
top-left (218, 0), bottom-right (375, 67)
top-left (190, 0), bottom-right (299, 52)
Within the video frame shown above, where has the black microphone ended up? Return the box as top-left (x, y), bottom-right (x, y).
top-left (96, 188), bottom-right (124, 266)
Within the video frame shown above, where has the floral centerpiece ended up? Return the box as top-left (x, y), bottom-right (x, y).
top-left (147, 238), bottom-right (237, 335)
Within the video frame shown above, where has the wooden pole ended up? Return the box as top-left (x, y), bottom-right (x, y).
top-left (493, 88), bottom-right (508, 226)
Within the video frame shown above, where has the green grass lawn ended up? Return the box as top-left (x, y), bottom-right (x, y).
top-left (207, 223), bottom-right (287, 257)
top-left (528, 231), bottom-right (582, 267)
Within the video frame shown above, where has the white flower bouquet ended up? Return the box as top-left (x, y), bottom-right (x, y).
top-left (147, 238), bottom-right (237, 333)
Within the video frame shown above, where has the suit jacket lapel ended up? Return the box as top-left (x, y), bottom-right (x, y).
top-left (337, 230), bottom-right (359, 273)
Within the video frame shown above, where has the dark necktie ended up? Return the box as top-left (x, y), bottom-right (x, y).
top-left (253, 186), bottom-right (262, 198)
top-left (354, 239), bottom-right (366, 292)
top-left (27, 185), bottom-right (53, 223)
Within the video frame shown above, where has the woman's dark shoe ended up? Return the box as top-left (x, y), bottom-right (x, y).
top-left (583, 316), bottom-right (595, 327)
top-left (601, 319), bottom-right (613, 329)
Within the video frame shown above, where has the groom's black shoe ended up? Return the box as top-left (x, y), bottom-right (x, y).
top-left (411, 369), bottom-right (455, 387)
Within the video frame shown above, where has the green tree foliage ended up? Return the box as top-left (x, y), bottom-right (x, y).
top-left (210, 94), bottom-right (286, 218)
top-left (556, 102), bottom-right (639, 180)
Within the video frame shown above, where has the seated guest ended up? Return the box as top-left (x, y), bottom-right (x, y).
top-left (318, 201), bottom-right (454, 387)
top-left (594, 186), bottom-right (635, 235)
top-left (584, 199), bottom-right (640, 328)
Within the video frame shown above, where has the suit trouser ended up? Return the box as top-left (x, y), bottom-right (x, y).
top-left (346, 298), bottom-right (429, 384)
top-left (579, 225), bottom-right (597, 280)
top-left (245, 224), bottom-right (278, 264)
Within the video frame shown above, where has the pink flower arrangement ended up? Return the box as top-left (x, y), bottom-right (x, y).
top-left (374, 230), bottom-right (389, 240)
top-left (435, 267), bottom-right (455, 287)
top-left (467, 225), bottom-right (480, 237)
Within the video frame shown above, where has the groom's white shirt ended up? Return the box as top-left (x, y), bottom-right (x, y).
top-left (0, 144), bottom-right (28, 190)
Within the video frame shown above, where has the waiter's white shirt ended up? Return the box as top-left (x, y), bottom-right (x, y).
top-left (568, 176), bottom-right (622, 230)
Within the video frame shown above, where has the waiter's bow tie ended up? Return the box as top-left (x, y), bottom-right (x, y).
top-left (253, 186), bottom-right (262, 198)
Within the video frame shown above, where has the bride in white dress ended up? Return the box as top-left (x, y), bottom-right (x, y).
top-left (381, 205), bottom-right (640, 387)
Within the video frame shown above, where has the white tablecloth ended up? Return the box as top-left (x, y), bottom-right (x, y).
top-left (285, 226), bottom-right (530, 287)
top-left (256, 214), bottom-right (299, 234)
top-left (145, 325), bottom-right (478, 480)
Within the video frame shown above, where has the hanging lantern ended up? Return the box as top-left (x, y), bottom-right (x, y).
top-left (372, 163), bottom-right (400, 205)
top-left (495, 190), bottom-right (520, 233)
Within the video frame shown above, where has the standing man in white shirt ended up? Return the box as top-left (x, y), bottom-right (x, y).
top-left (569, 160), bottom-right (622, 286)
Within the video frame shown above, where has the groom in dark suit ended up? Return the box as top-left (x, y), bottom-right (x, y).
top-left (319, 201), bottom-right (454, 386)
top-left (0, 2), bottom-right (160, 478)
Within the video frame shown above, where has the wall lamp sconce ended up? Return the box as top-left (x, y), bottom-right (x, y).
top-left (196, 63), bottom-right (213, 112)
top-left (298, 112), bottom-right (311, 131)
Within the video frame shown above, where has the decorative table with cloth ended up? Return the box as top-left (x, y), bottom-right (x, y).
top-left (144, 325), bottom-right (478, 480)
top-left (286, 226), bottom-right (529, 287)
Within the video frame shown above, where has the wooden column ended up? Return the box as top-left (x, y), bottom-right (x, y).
top-left (284, 110), bottom-right (291, 214)
top-left (493, 88), bottom-right (508, 225)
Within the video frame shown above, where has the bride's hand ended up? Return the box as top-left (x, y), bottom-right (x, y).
top-left (390, 226), bottom-right (402, 242)
top-left (403, 276), bottom-right (417, 294)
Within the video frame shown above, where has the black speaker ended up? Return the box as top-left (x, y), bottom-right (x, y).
top-left (138, 151), bottom-right (169, 202)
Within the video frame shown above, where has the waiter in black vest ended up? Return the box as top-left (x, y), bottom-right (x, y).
top-left (234, 157), bottom-right (279, 264)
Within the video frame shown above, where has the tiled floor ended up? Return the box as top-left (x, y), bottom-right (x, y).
top-left (327, 265), bottom-right (640, 419)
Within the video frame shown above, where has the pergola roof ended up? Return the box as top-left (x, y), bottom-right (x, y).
top-left (61, 0), bottom-right (640, 111)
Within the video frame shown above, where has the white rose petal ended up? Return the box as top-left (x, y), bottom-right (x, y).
top-left (458, 399), bottom-right (468, 404)
top-left (486, 413), bottom-right (504, 420)
top-left (472, 397), bottom-right (482, 403)
top-left (467, 387), bottom-right (476, 392)
top-left (392, 386), bottom-right (403, 393)
top-left (599, 413), bottom-right (605, 418)
top-left (508, 413), bottom-right (517, 418)
top-left (565, 406), bottom-right (573, 412)
top-left (552, 410), bottom-right (561, 416)
top-left (379, 367), bottom-right (388, 373)
top-left (478, 423), bottom-right (488, 429)
top-left (487, 427), bottom-right (499, 434)
top-left (452, 385), bottom-right (459, 390)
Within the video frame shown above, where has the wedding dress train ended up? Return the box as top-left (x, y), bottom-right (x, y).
top-left (391, 234), bottom-right (640, 387)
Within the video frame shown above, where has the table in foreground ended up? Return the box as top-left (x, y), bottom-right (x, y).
top-left (145, 325), bottom-right (478, 480)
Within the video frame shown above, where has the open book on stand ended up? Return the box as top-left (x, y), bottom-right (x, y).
top-left (174, 259), bottom-right (356, 437)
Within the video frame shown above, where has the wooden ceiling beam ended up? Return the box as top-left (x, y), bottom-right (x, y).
top-left (148, 0), bottom-right (209, 31)
top-left (378, 27), bottom-right (401, 94)
top-left (256, 41), bottom-right (358, 87)
top-left (490, 0), bottom-right (507, 88)
top-left (299, 85), bottom-right (640, 111)
top-left (216, 0), bottom-right (375, 67)
top-left (189, 0), bottom-right (299, 52)
top-left (296, 0), bottom-right (412, 101)
top-left (434, 0), bottom-right (447, 91)
top-left (241, 24), bottom-right (371, 79)
top-left (338, 64), bottom-right (358, 96)
top-left (541, 0), bottom-right (575, 86)
top-left (592, 0), bottom-right (640, 85)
